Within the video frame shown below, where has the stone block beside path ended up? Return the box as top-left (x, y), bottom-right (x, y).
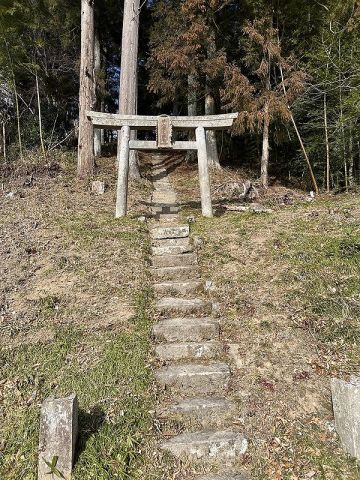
top-left (38, 394), bottom-right (78, 480)
top-left (331, 376), bottom-right (360, 459)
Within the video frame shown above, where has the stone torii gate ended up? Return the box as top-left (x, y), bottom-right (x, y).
top-left (87, 111), bottom-right (238, 218)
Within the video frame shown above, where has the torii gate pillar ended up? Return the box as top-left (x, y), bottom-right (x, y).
top-left (195, 126), bottom-right (212, 217)
top-left (116, 125), bottom-right (131, 217)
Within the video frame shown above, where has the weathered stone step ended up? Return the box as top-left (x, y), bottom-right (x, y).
top-left (156, 297), bottom-right (212, 316)
top-left (152, 237), bottom-right (190, 248)
top-left (151, 237), bottom-right (192, 256)
top-left (153, 280), bottom-right (202, 296)
top-left (157, 214), bottom-right (180, 223)
top-left (196, 473), bottom-right (250, 480)
top-left (155, 362), bottom-right (230, 394)
top-left (152, 192), bottom-right (177, 201)
top-left (151, 204), bottom-right (179, 214)
top-left (155, 341), bottom-right (222, 361)
top-left (151, 266), bottom-right (199, 282)
top-left (160, 430), bottom-right (248, 464)
top-left (159, 397), bottom-right (235, 427)
top-left (152, 317), bottom-right (219, 342)
top-left (152, 253), bottom-right (197, 268)
top-left (152, 245), bottom-right (191, 255)
top-left (151, 225), bottom-right (189, 240)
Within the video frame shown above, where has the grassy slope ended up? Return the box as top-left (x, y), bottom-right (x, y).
top-left (170, 162), bottom-right (360, 480)
top-left (0, 155), bottom-right (167, 479)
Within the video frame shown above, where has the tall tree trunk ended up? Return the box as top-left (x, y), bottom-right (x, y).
top-left (187, 74), bottom-right (197, 162)
top-left (77, 0), bottom-right (95, 178)
top-left (338, 37), bottom-right (348, 192)
top-left (188, 74), bottom-right (197, 116)
top-left (100, 100), bottom-right (105, 146)
top-left (4, 39), bottom-right (23, 161)
top-left (1, 123), bottom-right (6, 162)
top-left (205, 32), bottom-right (220, 169)
top-left (348, 125), bottom-right (354, 187)
top-left (13, 78), bottom-right (23, 161)
top-left (117, 0), bottom-right (140, 179)
top-left (324, 93), bottom-right (330, 193)
top-left (94, 30), bottom-right (102, 157)
top-left (35, 71), bottom-right (46, 158)
top-left (260, 100), bottom-right (270, 188)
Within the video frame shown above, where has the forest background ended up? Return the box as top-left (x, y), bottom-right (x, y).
top-left (0, 0), bottom-right (359, 192)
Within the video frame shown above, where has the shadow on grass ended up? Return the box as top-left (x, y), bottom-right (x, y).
top-left (75, 406), bottom-right (106, 463)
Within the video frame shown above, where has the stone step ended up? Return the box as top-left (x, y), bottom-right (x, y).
top-left (156, 297), bottom-right (212, 316)
top-left (151, 266), bottom-right (199, 282)
top-left (153, 280), bottom-right (202, 296)
top-left (151, 204), bottom-right (179, 214)
top-left (152, 237), bottom-right (190, 248)
top-left (152, 317), bottom-right (219, 342)
top-left (152, 243), bottom-right (192, 256)
top-left (159, 397), bottom-right (235, 427)
top-left (157, 214), bottom-right (180, 223)
top-left (155, 362), bottom-right (230, 395)
top-left (155, 341), bottom-right (222, 361)
top-left (152, 193), bottom-right (177, 203)
top-left (151, 225), bottom-right (189, 240)
top-left (152, 253), bottom-right (197, 268)
top-left (196, 473), bottom-right (250, 480)
top-left (160, 430), bottom-right (248, 464)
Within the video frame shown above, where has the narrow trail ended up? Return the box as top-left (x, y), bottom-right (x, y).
top-left (148, 154), bottom-right (250, 480)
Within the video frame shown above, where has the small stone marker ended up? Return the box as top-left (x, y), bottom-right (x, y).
top-left (38, 394), bottom-right (78, 480)
top-left (331, 376), bottom-right (360, 459)
top-left (92, 180), bottom-right (105, 195)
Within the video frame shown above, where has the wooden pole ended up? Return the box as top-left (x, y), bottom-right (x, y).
top-left (94, 31), bottom-right (102, 158)
top-left (117, 0), bottom-right (141, 178)
top-left (195, 126), bottom-right (213, 217)
top-left (35, 71), bottom-right (46, 158)
top-left (2, 123), bottom-right (6, 162)
top-left (77, 0), bottom-right (95, 178)
top-left (116, 125), bottom-right (131, 217)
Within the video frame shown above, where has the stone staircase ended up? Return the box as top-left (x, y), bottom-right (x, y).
top-left (149, 155), bottom-right (249, 480)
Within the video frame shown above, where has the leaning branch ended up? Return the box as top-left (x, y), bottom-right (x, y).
top-left (278, 63), bottom-right (319, 194)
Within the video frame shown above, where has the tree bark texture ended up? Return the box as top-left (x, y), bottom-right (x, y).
top-left (94, 30), bottom-right (102, 157)
top-left (260, 100), bottom-right (270, 188)
top-left (117, 0), bottom-right (140, 178)
top-left (36, 72), bottom-right (46, 158)
top-left (324, 93), bottom-right (330, 193)
top-left (186, 74), bottom-right (197, 161)
top-left (205, 32), bottom-right (220, 169)
top-left (77, 0), bottom-right (95, 178)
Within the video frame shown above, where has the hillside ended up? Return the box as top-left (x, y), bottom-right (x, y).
top-left (0, 154), bottom-right (359, 479)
